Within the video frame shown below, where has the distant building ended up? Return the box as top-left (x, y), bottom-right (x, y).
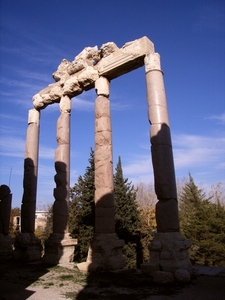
top-left (35, 211), bottom-right (48, 231)
top-left (13, 210), bottom-right (49, 232)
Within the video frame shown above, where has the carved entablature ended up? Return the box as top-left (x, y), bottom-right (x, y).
top-left (32, 36), bottom-right (154, 110)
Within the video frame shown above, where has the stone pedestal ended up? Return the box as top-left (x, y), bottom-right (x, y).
top-left (43, 233), bottom-right (77, 265)
top-left (13, 233), bottom-right (42, 261)
top-left (141, 232), bottom-right (192, 281)
top-left (78, 233), bottom-right (125, 272)
top-left (0, 234), bottom-right (13, 258)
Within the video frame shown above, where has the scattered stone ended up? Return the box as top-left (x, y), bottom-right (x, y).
top-left (153, 271), bottom-right (174, 284)
top-left (175, 269), bottom-right (191, 282)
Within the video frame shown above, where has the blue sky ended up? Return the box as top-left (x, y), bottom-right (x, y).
top-left (0, 0), bottom-right (224, 209)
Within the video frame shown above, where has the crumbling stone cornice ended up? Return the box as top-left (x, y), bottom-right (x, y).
top-left (32, 36), bottom-right (154, 110)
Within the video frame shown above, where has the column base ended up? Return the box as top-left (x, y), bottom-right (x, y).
top-left (13, 233), bottom-right (42, 261)
top-left (0, 233), bottom-right (13, 259)
top-left (141, 232), bottom-right (192, 282)
top-left (43, 233), bottom-right (77, 265)
top-left (77, 233), bottom-right (125, 272)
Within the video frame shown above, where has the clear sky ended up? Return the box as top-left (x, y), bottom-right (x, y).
top-left (0, 0), bottom-right (224, 209)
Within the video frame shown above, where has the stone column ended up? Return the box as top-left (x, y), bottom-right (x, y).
top-left (43, 95), bottom-right (77, 265)
top-left (13, 109), bottom-right (42, 261)
top-left (0, 185), bottom-right (13, 258)
top-left (141, 53), bottom-right (192, 282)
top-left (78, 77), bottom-right (125, 272)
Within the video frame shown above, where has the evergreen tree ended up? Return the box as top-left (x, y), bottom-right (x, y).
top-left (179, 173), bottom-right (225, 266)
top-left (69, 148), bottom-right (95, 262)
top-left (114, 156), bottom-right (141, 268)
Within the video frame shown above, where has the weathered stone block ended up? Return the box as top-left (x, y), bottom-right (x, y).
top-left (153, 271), bottom-right (174, 284)
top-left (95, 77), bottom-right (110, 97)
top-left (144, 52), bottom-right (161, 73)
top-left (174, 269), bottom-right (191, 283)
top-left (97, 36), bottom-right (154, 79)
top-left (43, 233), bottom-right (77, 264)
top-left (77, 233), bottom-right (125, 272)
top-left (141, 262), bottom-right (160, 277)
top-left (28, 109), bottom-right (40, 125)
top-left (156, 199), bottom-right (179, 232)
top-left (63, 75), bottom-right (82, 96)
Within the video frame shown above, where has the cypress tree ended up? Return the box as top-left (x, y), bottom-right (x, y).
top-left (114, 156), bottom-right (140, 268)
top-left (179, 173), bottom-right (225, 266)
top-left (69, 148), bottom-right (95, 262)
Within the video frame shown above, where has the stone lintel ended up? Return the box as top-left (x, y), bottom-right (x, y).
top-left (96, 36), bottom-right (154, 80)
top-left (32, 37), bottom-right (154, 109)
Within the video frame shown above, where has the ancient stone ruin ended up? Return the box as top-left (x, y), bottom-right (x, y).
top-left (15, 36), bottom-right (192, 280)
top-left (0, 185), bottom-right (13, 257)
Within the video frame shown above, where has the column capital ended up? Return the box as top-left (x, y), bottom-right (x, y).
top-left (28, 109), bottom-right (40, 126)
top-left (144, 53), bottom-right (163, 74)
top-left (60, 95), bottom-right (71, 113)
top-left (95, 76), bottom-right (110, 98)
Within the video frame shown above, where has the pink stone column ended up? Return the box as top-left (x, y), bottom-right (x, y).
top-left (43, 96), bottom-right (77, 264)
top-left (77, 77), bottom-right (125, 272)
top-left (53, 95), bottom-right (71, 234)
top-left (21, 109), bottom-right (40, 233)
top-left (94, 77), bottom-right (115, 233)
top-left (145, 53), bottom-right (179, 232)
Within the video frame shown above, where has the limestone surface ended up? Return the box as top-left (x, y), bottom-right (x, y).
top-left (32, 36), bottom-right (154, 110)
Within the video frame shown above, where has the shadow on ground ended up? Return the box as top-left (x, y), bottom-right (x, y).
top-left (1, 259), bottom-right (225, 300)
top-left (0, 258), bottom-right (50, 299)
top-left (73, 268), bottom-right (190, 300)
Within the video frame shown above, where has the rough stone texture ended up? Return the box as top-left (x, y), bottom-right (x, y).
top-left (142, 232), bottom-right (192, 276)
top-left (25, 37), bottom-right (192, 275)
top-left (95, 77), bottom-right (110, 97)
top-left (153, 271), bottom-right (174, 284)
top-left (60, 95), bottom-right (71, 113)
top-left (62, 75), bottom-right (82, 96)
top-left (32, 37), bottom-right (155, 110)
top-left (79, 79), bottom-right (124, 272)
top-left (175, 268), bottom-right (191, 283)
top-left (77, 233), bottom-right (125, 272)
top-left (13, 233), bottom-right (42, 261)
top-left (33, 83), bottom-right (63, 109)
top-left (100, 42), bottom-right (119, 58)
top-left (94, 94), bottom-right (114, 234)
top-left (43, 233), bottom-right (77, 265)
top-left (44, 106), bottom-right (76, 264)
top-left (97, 36), bottom-right (154, 79)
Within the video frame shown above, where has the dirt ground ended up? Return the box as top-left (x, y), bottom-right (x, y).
top-left (0, 259), bottom-right (225, 300)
